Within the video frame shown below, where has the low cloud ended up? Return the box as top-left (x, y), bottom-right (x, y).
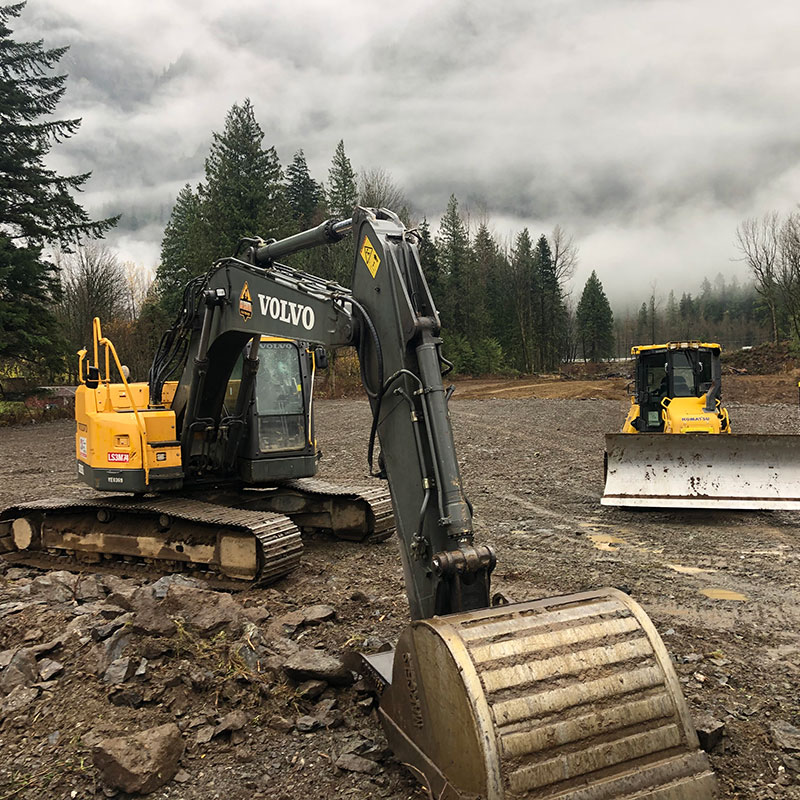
top-left (15, 0), bottom-right (800, 303)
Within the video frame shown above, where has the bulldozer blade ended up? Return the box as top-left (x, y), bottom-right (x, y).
top-left (603, 432), bottom-right (800, 509)
top-left (355, 589), bottom-right (716, 800)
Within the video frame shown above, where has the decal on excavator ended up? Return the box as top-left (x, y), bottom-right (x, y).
top-left (256, 294), bottom-right (315, 331)
top-left (239, 282), bottom-right (253, 321)
top-left (360, 235), bottom-right (381, 278)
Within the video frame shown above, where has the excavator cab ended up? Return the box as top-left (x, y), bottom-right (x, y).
top-left (224, 337), bottom-right (320, 483)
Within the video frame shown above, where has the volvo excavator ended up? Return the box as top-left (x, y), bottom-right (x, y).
top-left (1, 209), bottom-right (716, 798)
top-left (603, 341), bottom-right (800, 509)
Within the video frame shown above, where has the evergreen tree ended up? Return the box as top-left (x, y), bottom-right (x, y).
top-left (665, 290), bottom-right (679, 338)
top-left (636, 302), bottom-right (649, 341)
top-left (508, 228), bottom-right (537, 372)
top-left (435, 195), bottom-right (472, 335)
top-left (285, 149), bottom-right (324, 227)
top-left (326, 140), bottom-right (357, 218)
top-left (576, 271), bottom-right (614, 362)
top-left (197, 99), bottom-right (287, 263)
top-left (533, 233), bottom-right (566, 371)
top-left (154, 184), bottom-right (201, 314)
top-left (0, 2), bottom-right (117, 370)
top-left (417, 218), bottom-right (441, 300)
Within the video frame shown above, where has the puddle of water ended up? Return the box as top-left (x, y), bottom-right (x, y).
top-left (579, 521), bottom-right (613, 529)
top-left (666, 563), bottom-right (716, 575)
top-left (699, 588), bottom-right (748, 602)
top-left (589, 533), bottom-right (625, 551)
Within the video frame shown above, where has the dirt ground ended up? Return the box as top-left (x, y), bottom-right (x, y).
top-left (0, 380), bottom-right (799, 799)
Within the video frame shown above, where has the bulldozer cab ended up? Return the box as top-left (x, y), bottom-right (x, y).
top-left (633, 343), bottom-right (717, 431)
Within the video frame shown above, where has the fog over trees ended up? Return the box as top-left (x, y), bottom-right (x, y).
top-left (0, 2), bottom-right (792, 383)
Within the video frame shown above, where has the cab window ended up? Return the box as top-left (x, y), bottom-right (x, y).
top-left (641, 354), bottom-right (667, 396)
top-left (255, 341), bottom-right (305, 453)
top-left (670, 351), bottom-right (695, 397)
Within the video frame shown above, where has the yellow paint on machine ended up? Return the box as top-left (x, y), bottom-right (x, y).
top-left (360, 235), bottom-right (381, 277)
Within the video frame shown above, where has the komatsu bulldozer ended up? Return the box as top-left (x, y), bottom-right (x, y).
top-left (2, 210), bottom-right (716, 798)
top-left (603, 341), bottom-right (800, 509)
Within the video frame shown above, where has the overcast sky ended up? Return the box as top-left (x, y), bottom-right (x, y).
top-left (15, 0), bottom-right (800, 310)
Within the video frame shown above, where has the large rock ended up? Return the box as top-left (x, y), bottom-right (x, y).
top-left (93, 723), bottom-right (185, 794)
top-left (74, 574), bottom-right (106, 602)
top-left (130, 589), bottom-right (177, 637)
top-left (282, 649), bottom-right (354, 686)
top-left (104, 657), bottom-right (136, 685)
top-left (335, 753), bottom-right (381, 775)
top-left (31, 571), bottom-right (77, 603)
top-left (0, 648), bottom-right (38, 693)
top-left (162, 584), bottom-right (242, 636)
top-left (771, 720), bottom-right (800, 752)
top-left (148, 574), bottom-right (206, 599)
top-left (91, 627), bottom-right (133, 675)
top-left (0, 685), bottom-right (39, 718)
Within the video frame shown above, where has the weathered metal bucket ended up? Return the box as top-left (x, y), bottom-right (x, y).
top-left (602, 433), bottom-right (800, 509)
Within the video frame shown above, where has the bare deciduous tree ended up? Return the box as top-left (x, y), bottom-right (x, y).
top-left (551, 224), bottom-right (579, 288)
top-left (736, 213), bottom-right (780, 344)
top-left (55, 243), bottom-right (127, 351)
top-left (358, 168), bottom-right (411, 220)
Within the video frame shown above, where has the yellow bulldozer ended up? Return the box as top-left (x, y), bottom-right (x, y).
top-left (603, 341), bottom-right (800, 509)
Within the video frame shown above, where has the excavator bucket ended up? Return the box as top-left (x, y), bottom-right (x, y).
top-left (355, 589), bottom-right (716, 800)
top-left (603, 433), bottom-right (800, 509)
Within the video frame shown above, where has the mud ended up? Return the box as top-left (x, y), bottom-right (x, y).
top-left (1, 388), bottom-right (799, 798)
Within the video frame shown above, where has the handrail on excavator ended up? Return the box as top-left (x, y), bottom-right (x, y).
top-left (79, 317), bottom-right (151, 483)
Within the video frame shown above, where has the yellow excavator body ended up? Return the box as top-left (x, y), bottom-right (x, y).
top-left (74, 379), bottom-right (181, 484)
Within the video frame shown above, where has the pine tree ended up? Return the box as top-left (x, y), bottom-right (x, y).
top-left (0, 2), bottom-right (117, 370)
top-left (436, 195), bottom-right (472, 335)
top-left (417, 218), bottom-right (441, 299)
top-left (154, 184), bottom-right (201, 315)
top-left (533, 234), bottom-right (566, 371)
top-left (285, 149), bottom-right (324, 228)
top-left (576, 271), bottom-right (614, 362)
top-left (509, 229), bottom-right (537, 372)
top-left (327, 140), bottom-right (357, 219)
top-left (197, 99), bottom-right (287, 263)
top-left (636, 302), bottom-right (649, 341)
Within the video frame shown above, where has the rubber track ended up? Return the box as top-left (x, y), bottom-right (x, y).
top-left (0, 496), bottom-right (302, 587)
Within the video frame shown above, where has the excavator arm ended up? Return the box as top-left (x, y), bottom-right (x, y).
top-left (160, 207), bottom-right (492, 621)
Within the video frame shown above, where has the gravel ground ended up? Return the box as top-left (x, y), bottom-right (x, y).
top-left (0, 395), bottom-right (799, 799)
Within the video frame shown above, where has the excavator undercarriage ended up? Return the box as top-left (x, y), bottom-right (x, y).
top-left (0, 479), bottom-right (393, 587)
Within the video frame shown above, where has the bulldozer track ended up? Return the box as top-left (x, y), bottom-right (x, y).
top-left (0, 496), bottom-right (302, 588)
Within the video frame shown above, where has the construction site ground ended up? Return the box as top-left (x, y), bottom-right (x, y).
top-left (1, 372), bottom-right (799, 799)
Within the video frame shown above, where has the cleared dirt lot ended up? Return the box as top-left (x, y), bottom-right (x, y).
top-left (1, 389), bottom-right (799, 798)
